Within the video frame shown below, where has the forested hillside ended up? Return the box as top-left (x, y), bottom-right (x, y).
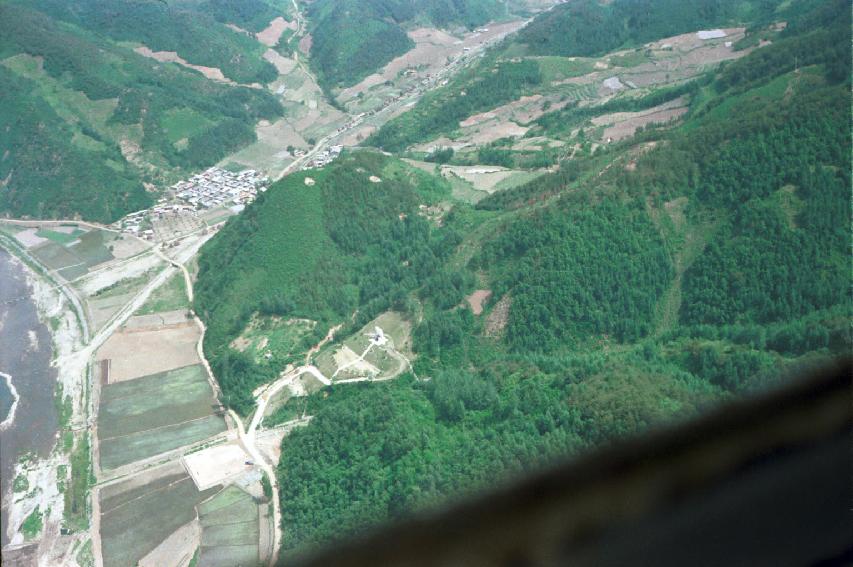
top-left (0, 1), bottom-right (286, 222)
top-left (514, 0), bottom-right (773, 57)
top-left (196, 0), bottom-right (850, 557)
top-left (307, 0), bottom-right (505, 90)
top-left (195, 152), bottom-right (455, 412)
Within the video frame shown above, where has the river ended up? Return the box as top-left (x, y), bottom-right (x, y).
top-left (0, 248), bottom-right (59, 547)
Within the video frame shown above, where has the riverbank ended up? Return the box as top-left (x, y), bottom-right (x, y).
top-left (0, 371), bottom-right (20, 430)
top-left (0, 244), bottom-right (88, 562)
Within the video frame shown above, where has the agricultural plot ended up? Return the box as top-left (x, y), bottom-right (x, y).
top-left (99, 462), bottom-right (219, 567)
top-left (96, 317), bottom-right (201, 382)
top-left (97, 364), bottom-right (227, 470)
top-left (88, 291), bottom-right (137, 331)
top-left (197, 486), bottom-right (261, 567)
top-left (136, 272), bottom-right (189, 315)
top-left (20, 226), bottom-right (120, 280)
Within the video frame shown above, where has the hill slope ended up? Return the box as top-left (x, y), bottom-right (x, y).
top-left (197, 0), bottom-right (850, 555)
top-left (307, 0), bottom-right (507, 91)
top-left (0, 1), bottom-right (286, 222)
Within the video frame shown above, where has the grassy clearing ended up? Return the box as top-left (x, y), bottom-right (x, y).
top-left (232, 315), bottom-right (316, 365)
top-left (610, 50), bottom-right (649, 68)
top-left (535, 56), bottom-right (596, 82)
top-left (89, 267), bottom-right (160, 300)
top-left (493, 170), bottom-right (546, 192)
top-left (161, 108), bottom-right (213, 145)
top-left (64, 433), bottom-right (93, 532)
top-left (76, 539), bottom-right (95, 567)
top-left (136, 271), bottom-right (189, 315)
top-left (13, 474), bottom-right (29, 492)
top-left (446, 173), bottom-right (486, 204)
top-left (22, 506), bottom-right (43, 539)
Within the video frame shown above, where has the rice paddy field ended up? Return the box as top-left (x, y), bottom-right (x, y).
top-left (1, 222), bottom-right (148, 282)
top-left (99, 464), bottom-right (219, 567)
top-left (30, 229), bottom-right (116, 280)
top-left (197, 486), bottom-right (261, 567)
top-left (97, 365), bottom-right (227, 470)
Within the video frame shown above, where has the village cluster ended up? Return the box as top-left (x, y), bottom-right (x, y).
top-left (113, 167), bottom-right (269, 240)
top-left (172, 167), bottom-right (269, 209)
top-left (303, 144), bottom-right (344, 169)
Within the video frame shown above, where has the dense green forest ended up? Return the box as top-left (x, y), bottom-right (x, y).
top-left (31, 0), bottom-right (279, 84)
top-left (204, 0), bottom-right (287, 33)
top-left (0, 2), bottom-right (284, 222)
top-left (307, 0), bottom-right (504, 90)
top-left (0, 67), bottom-right (152, 222)
top-left (187, 0), bottom-right (852, 557)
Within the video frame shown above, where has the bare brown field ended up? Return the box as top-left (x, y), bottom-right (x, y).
top-left (134, 46), bottom-right (237, 85)
top-left (466, 289), bottom-right (492, 315)
top-left (263, 49), bottom-right (297, 75)
top-left (298, 34), bottom-right (312, 55)
top-left (485, 294), bottom-right (511, 338)
top-left (256, 17), bottom-right (295, 47)
top-left (593, 98), bottom-right (688, 141)
top-left (97, 319), bottom-right (201, 383)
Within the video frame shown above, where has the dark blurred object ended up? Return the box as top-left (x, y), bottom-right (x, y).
top-left (288, 358), bottom-right (852, 567)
